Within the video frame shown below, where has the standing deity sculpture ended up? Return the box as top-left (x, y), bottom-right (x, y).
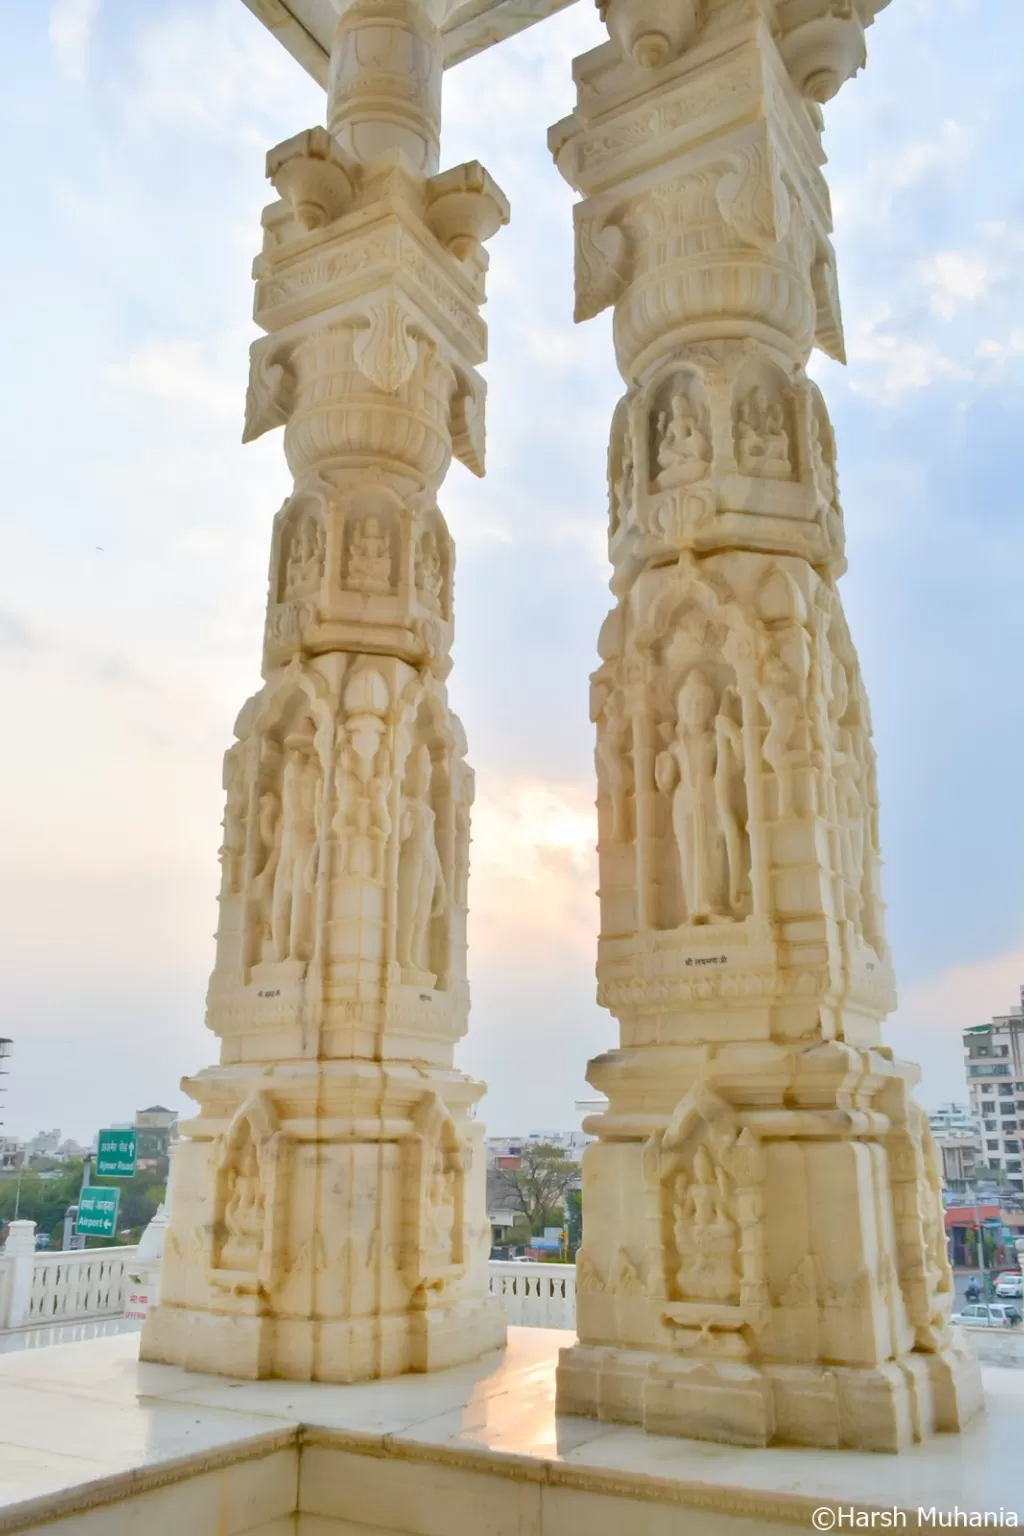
top-left (220, 751), bottom-right (248, 897)
top-left (655, 670), bottom-right (747, 923)
top-left (347, 516), bottom-right (393, 594)
top-left (656, 391), bottom-right (710, 478)
top-left (270, 738), bottom-right (321, 963)
top-left (334, 741), bottom-right (392, 883)
top-left (810, 411), bottom-right (837, 506)
top-left (397, 744), bottom-right (447, 974)
top-left (735, 388), bottom-right (791, 478)
top-left (759, 657), bottom-right (802, 819)
top-left (416, 531), bottom-right (444, 613)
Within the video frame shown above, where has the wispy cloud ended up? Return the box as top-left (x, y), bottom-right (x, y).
top-left (104, 337), bottom-right (241, 417)
top-left (49, 0), bottom-right (99, 83)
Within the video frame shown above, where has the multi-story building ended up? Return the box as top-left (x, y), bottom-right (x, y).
top-left (963, 988), bottom-right (1024, 1194)
top-left (133, 1106), bottom-right (178, 1167)
top-left (927, 1103), bottom-right (980, 1196)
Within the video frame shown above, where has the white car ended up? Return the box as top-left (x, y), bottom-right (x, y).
top-left (995, 1273), bottom-right (1024, 1299)
top-left (952, 1302), bottom-right (1021, 1329)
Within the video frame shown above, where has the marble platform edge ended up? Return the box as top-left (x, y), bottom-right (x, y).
top-left (298, 1420), bottom-right (863, 1526)
top-left (0, 1426), bottom-right (298, 1536)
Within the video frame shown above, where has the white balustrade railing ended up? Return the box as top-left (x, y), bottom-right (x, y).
top-left (0, 1223), bottom-right (138, 1331)
top-left (488, 1261), bottom-right (576, 1329)
top-left (29, 1247), bottom-right (136, 1325)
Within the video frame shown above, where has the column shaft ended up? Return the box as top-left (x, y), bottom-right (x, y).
top-left (141, 6), bottom-right (510, 1382)
top-left (550, 0), bottom-right (982, 1450)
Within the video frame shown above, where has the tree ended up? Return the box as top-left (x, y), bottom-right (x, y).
top-left (491, 1144), bottom-right (578, 1236)
top-left (565, 1189), bottom-right (582, 1260)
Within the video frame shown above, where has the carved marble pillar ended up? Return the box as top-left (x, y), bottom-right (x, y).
top-left (141, 0), bottom-right (508, 1381)
top-left (551, 0), bottom-right (982, 1450)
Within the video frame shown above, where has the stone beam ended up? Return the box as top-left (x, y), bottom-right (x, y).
top-left (548, 0), bottom-right (982, 1453)
top-left (240, 0), bottom-right (582, 80)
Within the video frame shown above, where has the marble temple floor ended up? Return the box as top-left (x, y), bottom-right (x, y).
top-left (0, 1328), bottom-right (1020, 1535)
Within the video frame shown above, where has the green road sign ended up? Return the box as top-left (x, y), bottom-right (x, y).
top-left (95, 1129), bottom-right (137, 1178)
top-left (76, 1186), bottom-right (120, 1239)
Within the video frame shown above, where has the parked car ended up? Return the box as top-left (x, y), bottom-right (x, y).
top-left (995, 1272), bottom-right (1024, 1299)
top-left (952, 1303), bottom-right (1021, 1329)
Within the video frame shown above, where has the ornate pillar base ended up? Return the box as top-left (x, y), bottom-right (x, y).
top-left (143, 1061), bottom-right (504, 1384)
top-left (557, 1341), bottom-right (982, 1454)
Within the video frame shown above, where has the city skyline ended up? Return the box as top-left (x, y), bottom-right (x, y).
top-left (1, 0), bottom-right (1023, 1141)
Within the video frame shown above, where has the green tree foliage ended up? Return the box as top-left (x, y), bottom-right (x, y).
top-left (491, 1143), bottom-right (578, 1237)
top-left (565, 1188), bottom-right (582, 1260)
top-left (0, 1158), bottom-right (168, 1247)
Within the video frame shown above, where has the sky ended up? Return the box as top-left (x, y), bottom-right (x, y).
top-left (0, 0), bottom-right (1022, 1141)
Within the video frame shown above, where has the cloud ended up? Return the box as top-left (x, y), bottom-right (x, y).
top-left (889, 951), bottom-right (1024, 1109)
top-left (470, 778), bottom-right (598, 960)
top-left (103, 337), bottom-right (240, 418)
top-left (846, 305), bottom-right (971, 402)
top-left (0, 609), bottom-right (44, 652)
top-left (48, 0), bottom-right (99, 83)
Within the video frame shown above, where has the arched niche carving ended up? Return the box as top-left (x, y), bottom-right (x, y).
top-left (413, 508), bottom-right (452, 621)
top-left (232, 661), bottom-right (334, 975)
top-left (641, 577), bottom-right (755, 931)
top-left (210, 1091), bottom-right (290, 1298)
top-left (642, 1085), bottom-right (767, 1356)
top-left (732, 359), bottom-right (797, 481)
top-left (342, 487), bottom-right (400, 596)
top-left (648, 368), bottom-right (711, 488)
top-left (607, 392), bottom-right (636, 539)
top-left (402, 1093), bottom-right (466, 1292)
top-left (396, 692), bottom-right (455, 988)
top-left (275, 492), bottom-right (326, 604)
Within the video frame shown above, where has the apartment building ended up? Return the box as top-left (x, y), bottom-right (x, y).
top-left (964, 988), bottom-right (1024, 1194)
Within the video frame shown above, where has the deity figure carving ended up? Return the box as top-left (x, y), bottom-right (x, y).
top-left (735, 387), bottom-right (791, 478)
top-left (672, 1146), bottom-right (739, 1304)
top-left (283, 514), bottom-right (324, 599)
top-left (829, 661), bottom-right (866, 927)
top-left (220, 750), bottom-right (248, 897)
top-left (334, 742), bottom-right (392, 882)
top-left (654, 670), bottom-right (748, 923)
top-left (610, 411), bottom-right (635, 535)
top-left (416, 531), bottom-right (444, 613)
top-left (220, 1128), bottom-right (266, 1271)
top-left (347, 515), bottom-right (393, 594)
top-left (397, 744), bottom-right (447, 974)
top-left (759, 657), bottom-right (802, 818)
top-left (269, 737), bottom-right (321, 963)
top-left (655, 391), bottom-right (710, 479)
top-left (593, 679), bottom-right (632, 843)
top-left (453, 777), bottom-right (472, 907)
top-left (810, 410), bottom-right (837, 506)
top-left (423, 1146), bottom-right (456, 1266)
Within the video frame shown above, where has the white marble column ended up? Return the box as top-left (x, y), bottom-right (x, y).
top-left (549, 0), bottom-right (983, 1450)
top-left (141, 0), bottom-right (508, 1382)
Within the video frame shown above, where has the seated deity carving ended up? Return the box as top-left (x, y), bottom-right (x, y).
top-left (672, 1146), bottom-right (739, 1304)
top-left (347, 515), bottom-right (393, 594)
top-left (283, 516), bottom-right (323, 599)
top-left (397, 744), bottom-right (447, 977)
top-left (735, 387), bottom-right (791, 479)
top-left (416, 531), bottom-right (444, 613)
top-left (654, 670), bottom-right (748, 924)
top-left (655, 392), bottom-right (710, 482)
top-left (221, 1133), bottom-right (266, 1271)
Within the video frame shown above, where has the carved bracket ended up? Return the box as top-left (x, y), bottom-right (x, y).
top-left (575, 207), bottom-right (630, 323)
top-left (353, 300), bottom-right (420, 394)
